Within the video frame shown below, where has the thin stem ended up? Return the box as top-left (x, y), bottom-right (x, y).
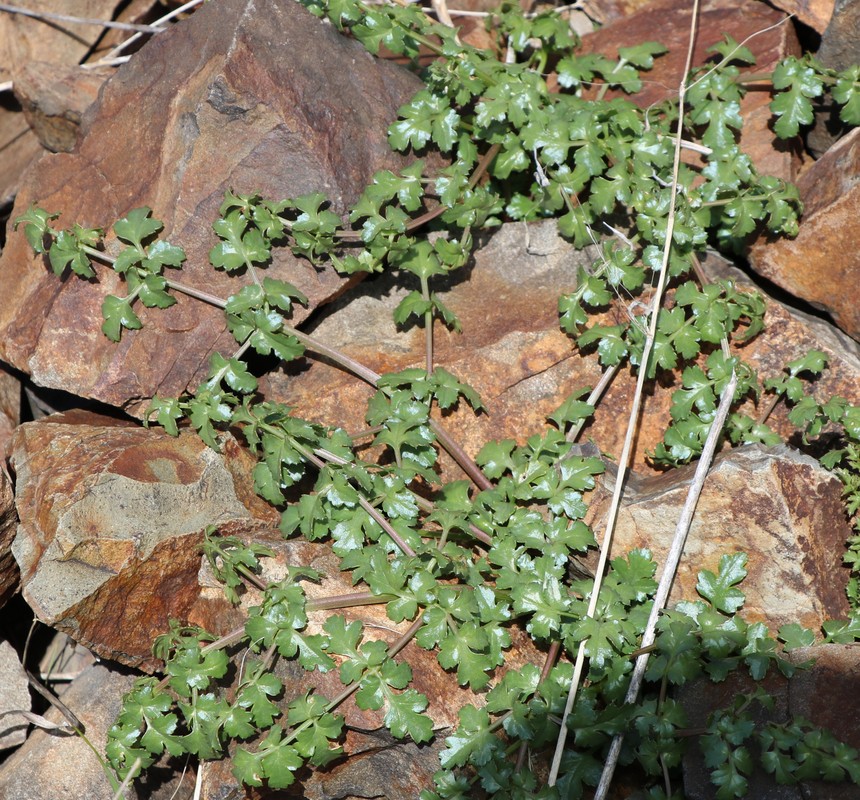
top-left (0, 3), bottom-right (166, 32)
top-left (594, 369), bottom-right (738, 799)
top-left (421, 274), bottom-right (434, 375)
top-left (97, 0), bottom-right (204, 62)
top-left (548, 0), bottom-right (702, 787)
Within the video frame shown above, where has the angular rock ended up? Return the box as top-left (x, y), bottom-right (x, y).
top-left (262, 220), bottom-right (605, 478)
top-left (575, 0), bottom-right (804, 182)
top-left (0, 0), bottom-right (433, 416)
top-left (10, 410), bottom-right (278, 670)
top-left (0, 108), bottom-right (43, 207)
top-left (766, 0), bottom-right (835, 34)
top-left (748, 126), bottom-right (860, 342)
top-left (263, 220), bottom-right (860, 479)
top-left (586, 444), bottom-right (851, 632)
top-left (0, 467), bottom-right (18, 609)
top-left (0, 641), bottom-right (30, 751)
top-left (13, 62), bottom-right (111, 153)
top-left (0, 363), bottom-right (20, 459)
top-left (679, 644), bottom-right (860, 799)
top-left (808, 0), bottom-right (860, 155)
top-left (0, 662), bottom-right (191, 800)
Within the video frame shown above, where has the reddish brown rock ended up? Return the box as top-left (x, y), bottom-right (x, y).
top-left (0, 468), bottom-right (18, 609)
top-left (766, 0), bottom-right (835, 33)
top-left (749, 126), bottom-right (860, 342)
top-left (0, 363), bottom-right (21, 460)
top-left (575, 0), bottom-right (804, 182)
top-left (13, 62), bottom-right (111, 153)
top-left (263, 220), bottom-right (860, 479)
top-left (587, 444), bottom-right (852, 633)
top-left (0, 0), bottom-right (433, 416)
top-left (9, 411), bottom-right (278, 670)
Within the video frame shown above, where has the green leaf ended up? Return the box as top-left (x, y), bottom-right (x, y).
top-left (770, 58), bottom-right (824, 138)
top-left (834, 65), bottom-right (860, 125)
top-left (778, 623), bottom-right (815, 651)
top-left (49, 230), bottom-right (96, 278)
top-left (101, 295), bottom-right (142, 342)
top-left (208, 352), bottom-right (258, 394)
top-left (114, 207), bottom-right (163, 248)
top-left (388, 90), bottom-right (460, 152)
top-left (697, 553), bottom-right (747, 614)
top-left (14, 205), bottom-right (58, 254)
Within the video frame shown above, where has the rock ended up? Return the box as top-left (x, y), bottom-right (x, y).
top-left (0, 0), bottom-right (434, 416)
top-left (574, 0), bottom-right (804, 183)
top-left (9, 410), bottom-right (278, 670)
top-left (766, 0), bottom-right (835, 34)
top-left (0, 0), bottom-right (127, 201)
top-left (263, 219), bottom-right (860, 480)
top-left (262, 220), bottom-right (605, 479)
top-left (0, 467), bottom-right (18, 609)
top-left (13, 62), bottom-right (111, 153)
top-left (0, 363), bottom-right (20, 459)
top-left (748, 126), bottom-right (860, 342)
top-left (586, 444), bottom-right (851, 633)
top-left (678, 644), bottom-right (860, 799)
top-left (0, 641), bottom-right (30, 751)
top-left (807, 0), bottom-right (860, 155)
top-left (0, 662), bottom-right (192, 800)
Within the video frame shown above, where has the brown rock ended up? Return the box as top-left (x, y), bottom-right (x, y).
top-left (587, 444), bottom-right (851, 632)
top-left (0, 641), bottom-right (29, 751)
top-left (766, 0), bottom-right (835, 34)
top-left (0, 109), bottom-right (43, 206)
top-left (575, 0), bottom-right (804, 182)
top-left (0, 0), bottom-right (433, 416)
top-left (0, 467), bottom-right (18, 608)
top-left (9, 411), bottom-right (277, 670)
top-left (13, 61), bottom-right (111, 152)
top-left (748, 126), bottom-right (860, 342)
top-left (0, 363), bottom-right (21, 460)
top-left (679, 644), bottom-right (860, 799)
top-left (263, 220), bottom-right (860, 479)
top-left (263, 220), bottom-right (603, 477)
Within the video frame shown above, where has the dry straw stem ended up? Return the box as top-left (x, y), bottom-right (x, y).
top-left (593, 368), bottom-right (738, 799)
top-left (0, 2), bottom-right (165, 32)
top-left (547, 0), bottom-right (703, 786)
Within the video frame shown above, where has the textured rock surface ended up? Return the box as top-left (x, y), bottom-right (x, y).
top-left (749, 126), bottom-right (860, 342)
top-left (264, 220), bottom-right (860, 478)
top-left (0, 468), bottom-right (18, 609)
top-left (0, 0), bottom-right (123, 202)
top-left (587, 444), bottom-right (851, 632)
top-left (263, 220), bottom-right (604, 477)
top-left (679, 644), bottom-right (860, 799)
top-left (13, 62), bottom-right (111, 153)
top-left (0, 0), bottom-right (431, 416)
top-left (9, 411), bottom-right (277, 670)
top-left (0, 642), bottom-right (29, 751)
top-left (767, 0), bottom-right (835, 32)
top-left (576, 0), bottom-right (804, 182)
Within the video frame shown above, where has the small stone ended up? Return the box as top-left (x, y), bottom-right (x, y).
top-left (0, 642), bottom-right (29, 751)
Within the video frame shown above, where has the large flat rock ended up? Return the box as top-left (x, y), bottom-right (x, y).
top-left (0, 0), bottom-right (429, 415)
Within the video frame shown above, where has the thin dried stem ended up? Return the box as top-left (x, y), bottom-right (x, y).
top-left (593, 369), bottom-right (737, 799)
top-left (548, 0), bottom-right (702, 786)
top-left (0, 3), bottom-right (164, 32)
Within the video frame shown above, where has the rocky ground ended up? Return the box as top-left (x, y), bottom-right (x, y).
top-left (0, 0), bottom-right (859, 798)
